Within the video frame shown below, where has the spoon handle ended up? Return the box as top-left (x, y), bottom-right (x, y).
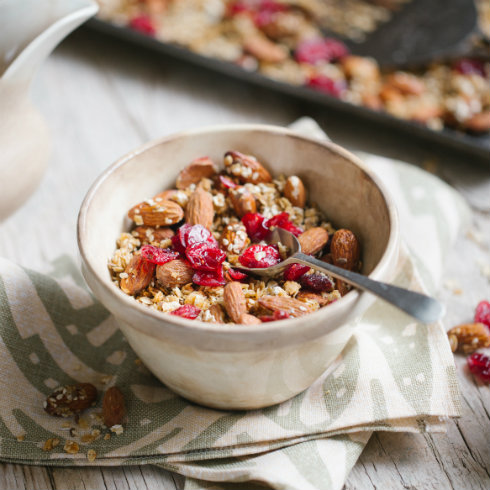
top-left (292, 252), bottom-right (445, 323)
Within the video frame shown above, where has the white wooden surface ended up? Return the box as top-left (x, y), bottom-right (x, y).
top-left (1, 28), bottom-right (489, 490)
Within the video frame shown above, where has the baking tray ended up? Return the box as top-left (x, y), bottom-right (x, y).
top-left (84, 15), bottom-right (490, 161)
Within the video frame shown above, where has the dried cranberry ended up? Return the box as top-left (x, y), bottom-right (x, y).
top-left (171, 234), bottom-right (186, 256)
top-left (299, 273), bottom-right (334, 292)
top-left (226, 268), bottom-right (248, 281)
top-left (179, 224), bottom-right (217, 248)
top-left (227, 0), bottom-right (250, 16)
top-left (219, 175), bottom-right (237, 189)
top-left (171, 304), bottom-right (201, 319)
top-left (186, 243), bottom-right (226, 271)
top-left (193, 268), bottom-right (226, 287)
top-left (253, 0), bottom-right (287, 26)
top-left (453, 58), bottom-right (486, 77)
top-left (307, 75), bottom-right (346, 98)
top-left (239, 244), bottom-right (281, 268)
top-left (474, 300), bottom-right (490, 329)
top-left (295, 38), bottom-right (348, 64)
top-left (266, 212), bottom-right (303, 237)
top-left (128, 15), bottom-right (156, 36)
top-left (260, 310), bottom-right (291, 322)
top-left (242, 213), bottom-right (269, 241)
top-left (140, 245), bottom-right (179, 265)
top-left (284, 263), bottom-right (310, 281)
top-left (467, 352), bottom-right (490, 383)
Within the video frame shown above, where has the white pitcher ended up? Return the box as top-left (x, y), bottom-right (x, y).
top-left (0, 0), bottom-right (98, 221)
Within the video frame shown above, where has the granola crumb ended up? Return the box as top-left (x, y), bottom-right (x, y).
top-left (63, 440), bottom-right (80, 454)
top-left (110, 424), bottom-right (124, 435)
top-left (104, 433), bottom-right (111, 440)
top-left (16, 434), bottom-right (25, 442)
top-left (87, 449), bottom-right (97, 462)
top-left (43, 438), bottom-right (60, 451)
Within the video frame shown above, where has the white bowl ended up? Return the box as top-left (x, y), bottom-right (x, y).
top-left (78, 124), bottom-right (399, 410)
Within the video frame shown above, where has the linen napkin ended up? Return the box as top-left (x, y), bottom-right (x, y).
top-left (0, 119), bottom-right (466, 490)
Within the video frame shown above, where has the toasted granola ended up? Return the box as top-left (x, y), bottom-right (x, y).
top-left (109, 152), bottom-right (360, 324)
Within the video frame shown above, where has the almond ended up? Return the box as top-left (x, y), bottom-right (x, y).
top-left (298, 227), bottom-right (329, 255)
top-left (243, 35), bottom-right (288, 63)
top-left (239, 313), bottom-right (262, 325)
top-left (320, 253), bottom-right (333, 264)
top-left (156, 259), bottom-right (194, 288)
top-left (385, 72), bottom-right (425, 95)
top-left (223, 282), bottom-right (247, 323)
top-left (44, 383), bottom-right (97, 418)
top-left (224, 150), bottom-right (272, 184)
top-left (220, 222), bottom-right (249, 254)
top-left (176, 157), bottom-right (218, 190)
top-left (297, 291), bottom-right (330, 306)
top-left (447, 323), bottom-right (490, 354)
top-left (341, 55), bottom-right (380, 81)
top-left (330, 229), bottom-right (360, 271)
top-left (284, 176), bottom-right (306, 207)
top-left (120, 255), bottom-right (155, 295)
top-left (186, 187), bottom-right (214, 229)
top-left (335, 278), bottom-right (351, 297)
top-left (153, 189), bottom-right (179, 202)
top-left (463, 111), bottom-right (490, 132)
top-left (102, 387), bottom-right (125, 428)
top-left (229, 186), bottom-right (257, 217)
top-left (209, 304), bottom-right (226, 323)
top-left (128, 200), bottom-right (184, 227)
top-left (132, 226), bottom-right (174, 244)
top-left (258, 295), bottom-right (315, 317)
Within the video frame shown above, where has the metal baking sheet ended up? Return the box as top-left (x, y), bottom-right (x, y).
top-left (83, 15), bottom-right (490, 161)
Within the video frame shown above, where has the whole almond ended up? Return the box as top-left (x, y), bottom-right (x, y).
top-left (224, 150), bottom-right (272, 184)
top-left (297, 291), bottom-right (330, 306)
top-left (330, 229), bottom-right (360, 271)
top-left (258, 295), bottom-right (315, 317)
top-left (120, 255), bottom-right (155, 295)
top-left (284, 176), bottom-right (306, 207)
top-left (243, 35), bottom-right (288, 63)
top-left (156, 259), bottom-right (194, 288)
top-left (386, 72), bottom-right (425, 95)
top-left (223, 282), bottom-right (247, 323)
top-left (229, 187), bottom-right (257, 217)
top-left (132, 226), bottom-right (174, 244)
top-left (298, 227), bottom-right (329, 255)
top-left (239, 313), bottom-right (262, 325)
top-left (209, 304), bottom-right (226, 323)
top-left (341, 55), bottom-right (380, 81)
top-left (186, 187), bottom-right (214, 229)
top-left (102, 387), bottom-right (125, 428)
top-left (176, 157), bottom-right (218, 190)
top-left (463, 111), bottom-right (490, 132)
top-left (447, 322), bottom-right (490, 354)
top-left (128, 200), bottom-right (184, 227)
top-left (220, 222), bottom-right (249, 254)
top-left (44, 383), bottom-right (97, 418)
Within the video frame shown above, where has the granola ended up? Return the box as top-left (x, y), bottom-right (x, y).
top-left (109, 152), bottom-right (361, 323)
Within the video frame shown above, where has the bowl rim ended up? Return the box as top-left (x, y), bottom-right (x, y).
top-left (78, 123), bottom-right (399, 342)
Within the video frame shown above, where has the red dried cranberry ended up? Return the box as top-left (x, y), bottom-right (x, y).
top-left (179, 224), bottom-right (217, 248)
top-left (219, 175), bottom-right (237, 189)
top-left (467, 352), bottom-right (490, 383)
top-left (474, 300), bottom-right (490, 329)
top-left (171, 234), bottom-right (186, 256)
top-left (171, 304), bottom-right (201, 319)
top-left (299, 273), bottom-right (334, 292)
top-left (284, 263), bottom-right (310, 281)
top-left (140, 245), bottom-right (179, 265)
top-left (260, 310), bottom-right (291, 322)
top-left (227, 0), bottom-right (250, 16)
top-left (265, 212), bottom-right (303, 236)
top-left (307, 75), bottom-right (346, 98)
top-left (186, 243), bottom-right (226, 271)
top-left (253, 0), bottom-right (287, 26)
top-left (128, 15), bottom-right (156, 36)
top-left (193, 268), bottom-right (226, 287)
top-left (242, 213), bottom-right (269, 241)
top-left (226, 268), bottom-right (248, 281)
top-left (295, 38), bottom-right (348, 64)
top-left (453, 58), bottom-right (486, 77)
top-left (239, 244), bottom-right (280, 268)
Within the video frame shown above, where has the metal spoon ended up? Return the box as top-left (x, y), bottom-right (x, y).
top-left (237, 228), bottom-right (445, 324)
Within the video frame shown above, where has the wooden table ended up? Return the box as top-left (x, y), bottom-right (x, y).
top-left (1, 29), bottom-right (489, 490)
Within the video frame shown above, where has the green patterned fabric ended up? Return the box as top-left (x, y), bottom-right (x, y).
top-left (0, 120), bottom-right (467, 489)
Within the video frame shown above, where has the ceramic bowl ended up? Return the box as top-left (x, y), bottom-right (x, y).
top-left (77, 124), bottom-right (399, 410)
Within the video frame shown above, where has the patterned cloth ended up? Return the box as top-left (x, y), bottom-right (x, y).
top-left (0, 119), bottom-right (467, 489)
